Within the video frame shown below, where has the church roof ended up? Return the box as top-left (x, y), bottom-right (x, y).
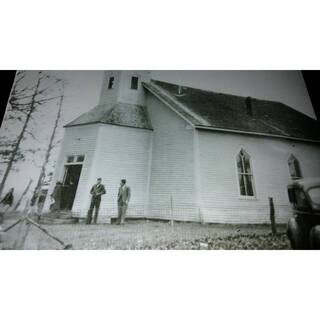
top-left (143, 80), bottom-right (320, 142)
top-left (65, 103), bottom-right (153, 130)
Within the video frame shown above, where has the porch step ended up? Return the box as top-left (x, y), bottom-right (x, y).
top-left (39, 217), bottom-right (78, 225)
top-left (39, 210), bottom-right (78, 225)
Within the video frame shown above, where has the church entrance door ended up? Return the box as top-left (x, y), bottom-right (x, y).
top-left (61, 164), bottom-right (82, 210)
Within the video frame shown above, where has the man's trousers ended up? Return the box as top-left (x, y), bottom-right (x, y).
top-left (86, 197), bottom-right (101, 224)
top-left (117, 202), bottom-right (128, 224)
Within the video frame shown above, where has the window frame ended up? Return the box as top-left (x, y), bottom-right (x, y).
top-left (59, 154), bottom-right (86, 186)
top-left (235, 148), bottom-right (257, 199)
top-left (107, 76), bottom-right (115, 89)
top-left (130, 76), bottom-right (139, 90)
top-left (293, 188), bottom-right (311, 211)
top-left (65, 154), bottom-right (85, 165)
top-left (66, 155), bottom-right (75, 163)
top-left (288, 154), bottom-right (302, 180)
top-left (308, 187), bottom-right (320, 205)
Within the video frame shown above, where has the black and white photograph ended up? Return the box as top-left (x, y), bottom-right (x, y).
top-left (1, 2), bottom-right (320, 320)
top-left (1, 70), bottom-right (319, 249)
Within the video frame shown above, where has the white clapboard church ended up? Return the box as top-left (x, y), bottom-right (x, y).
top-left (44, 71), bottom-right (320, 224)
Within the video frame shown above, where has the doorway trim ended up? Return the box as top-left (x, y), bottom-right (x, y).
top-left (61, 154), bottom-right (86, 210)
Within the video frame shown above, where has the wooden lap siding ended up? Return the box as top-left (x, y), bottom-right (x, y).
top-left (43, 124), bottom-right (100, 214)
top-left (146, 94), bottom-right (198, 221)
top-left (90, 125), bottom-right (151, 220)
top-left (197, 130), bottom-right (320, 224)
top-left (44, 89), bottom-right (320, 225)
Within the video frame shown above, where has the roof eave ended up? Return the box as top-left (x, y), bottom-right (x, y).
top-left (195, 125), bottom-right (320, 144)
top-left (142, 82), bottom-right (197, 127)
top-left (64, 121), bottom-right (153, 131)
top-left (64, 121), bottom-right (101, 128)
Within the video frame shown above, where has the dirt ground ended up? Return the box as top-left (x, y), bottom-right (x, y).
top-left (1, 216), bottom-right (290, 250)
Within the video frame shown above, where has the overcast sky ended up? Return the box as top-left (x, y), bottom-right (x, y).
top-left (1, 70), bottom-right (316, 200)
top-left (55, 71), bottom-right (316, 125)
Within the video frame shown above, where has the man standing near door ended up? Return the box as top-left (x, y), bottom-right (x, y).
top-left (116, 179), bottom-right (131, 225)
top-left (86, 178), bottom-right (106, 224)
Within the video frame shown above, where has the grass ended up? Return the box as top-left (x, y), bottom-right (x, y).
top-left (1, 217), bottom-right (290, 250)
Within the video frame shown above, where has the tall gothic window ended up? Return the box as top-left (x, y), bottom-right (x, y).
top-left (236, 149), bottom-right (255, 196)
top-left (288, 154), bottom-right (302, 179)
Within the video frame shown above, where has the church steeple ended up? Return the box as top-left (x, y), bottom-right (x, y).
top-left (98, 71), bottom-right (150, 106)
top-left (65, 71), bottom-right (152, 130)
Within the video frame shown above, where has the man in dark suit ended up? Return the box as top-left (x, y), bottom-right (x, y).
top-left (86, 178), bottom-right (106, 224)
top-left (116, 179), bottom-right (131, 225)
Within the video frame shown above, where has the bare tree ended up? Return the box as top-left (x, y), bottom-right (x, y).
top-left (32, 82), bottom-right (65, 207)
top-left (0, 71), bottom-right (28, 166)
top-left (0, 71), bottom-right (60, 196)
top-left (13, 179), bottom-right (33, 212)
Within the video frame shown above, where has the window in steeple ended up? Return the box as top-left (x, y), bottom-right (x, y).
top-left (108, 76), bottom-right (115, 89)
top-left (131, 76), bottom-right (139, 90)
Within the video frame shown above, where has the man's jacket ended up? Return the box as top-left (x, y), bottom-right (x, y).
top-left (117, 185), bottom-right (131, 205)
top-left (90, 183), bottom-right (106, 199)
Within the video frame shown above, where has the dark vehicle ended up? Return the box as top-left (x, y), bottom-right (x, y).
top-left (287, 177), bottom-right (320, 249)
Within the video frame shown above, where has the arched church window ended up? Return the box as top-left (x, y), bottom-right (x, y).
top-left (288, 154), bottom-right (302, 179)
top-left (236, 149), bottom-right (255, 196)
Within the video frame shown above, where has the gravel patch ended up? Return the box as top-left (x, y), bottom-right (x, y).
top-left (1, 218), bottom-right (290, 250)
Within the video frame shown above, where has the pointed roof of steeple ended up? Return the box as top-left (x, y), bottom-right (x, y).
top-left (65, 102), bottom-right (152, 130)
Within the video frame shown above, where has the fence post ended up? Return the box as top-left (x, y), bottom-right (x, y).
top-left (170, 196), bottom-right (174, 227)
top-left (199, 208), bottom-right (204, 224)
top-left (269, 197), bottom-right (277, 235)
